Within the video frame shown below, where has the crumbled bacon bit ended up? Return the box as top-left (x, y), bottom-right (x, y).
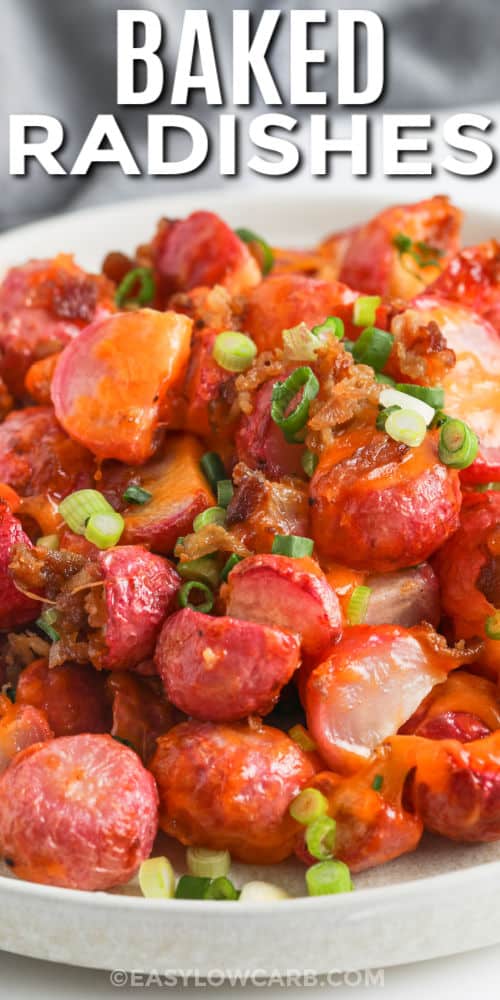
top-left (391, 310), bottom-right (456, 384)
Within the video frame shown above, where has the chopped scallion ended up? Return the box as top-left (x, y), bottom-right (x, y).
top-left (58, 489), bottom-right (114, 536)
top-left (213, 331), bottom-right (257, 372)
top-left (270, 366), bottom-right (319, 443)
top-left (200, 452), bottom-right (226, 492)
top-left (289, 788), bottom-right (329, 826)
top-left (235, 228), bottom-right (274, 275)
top-left (302, 449), bottom-right (319, 478)
top-left (311, 316), bottom-right (345, 340)
top-left (485, 611), bottom-right (500, 641)
top-left (217, 480), bottom-right (234, 508)
top-left (178, 580), bottom-right (214, 614)
top-left (438, 419), bottom-right (479, 470)
top-left (353, 296), bottom-right (381, 328)
top-left (272, 535), bottom-right (314, 558)
top-left (84, 511), bottom-right (124, 549)
top-left (187, 847), bottom-right (231, 880)
top-left (193, 506), bottom-right (226, 533)
top-left (305, 816), bottom-right (337, 861)
top-left (138, 857), bottom-right (175, 899)
top-left (221, 553), bottom-right (243, 581)
top-left (306, 860), bottom-right (353, 896)
top-left (385, 409), bottom-right (427, 448)
top-left (352, 327), bottom-right (394, 372)
top-left (123, 484), bottom-right (153, 505)
top-left (347, 585), bottom-right (372, 625)
top-left (115, 267), bottom-right (155, 308)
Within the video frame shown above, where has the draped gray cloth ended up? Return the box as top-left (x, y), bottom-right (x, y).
top-left (1, 0), bottom-right (499, 231)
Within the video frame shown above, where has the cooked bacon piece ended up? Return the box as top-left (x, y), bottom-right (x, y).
top-left (389, 308), bottom-right (456, 386)
top-left (433, 492), bottom-right (500, 678)
top-left (106, 672), bottom-right (175, 763)
top-left (0, 693), bottom-right (53, 773)
top-left (242, 274), bottom-right (358, 353)
top-left (424, 240), bottom-right (500, 334)
top-left (0, 255), bottom-right (115, 398)
top-left (150, 719), bottom-right (316, 863)
top-left (222, 553), bottom-right (342, 659)
top-left (147, 212), bottom-right (260, 300)
top-left (412, 730), bottom-right (500, 842)
top-left (226, 464), bottom-right (310, 554)
top-left (156, 608), bottom-right (300, 722)
top-left (408, 296), bottom-right (500, 484)
top-left (16, 658), bottom-right (111, 737)
top-left (106, 434), bottom-right (214, 554)
top-left (310, 427), bottom-right (462, 572)
top-left (235, 378), bottom-right (305, 479)
top-left (51, 309), bottom-right (192, 464)
top-left (322, 196), bottom-right (462, 299)
top-left (364, 563), bottom-right (440, 629)
top-left (0, 406), bottom-right (94, 501)
top-left (305, 624), bottom-right (475, 774)
top-left (0, 508), bottom-right (38, 629)
top-left (0, 734), bottom-right (158, 890)
top-left (400, 672), bottom-right (500, 741)
top-left (296, 739), bottom-right (423, 872)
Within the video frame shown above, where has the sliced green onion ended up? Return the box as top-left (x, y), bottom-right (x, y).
top-left (306, 860), bottom-right (353, 896)
top-left (289, 788), bottom-right (329, 826)
top-left (187, 847), bottom-right (231, 880)
top-left (288, 724), bottom-right (317, 752)
top-left (347, 585), bottom-right (372, 625)
top-left (395, 383), bottom-right (445, 409)
top-left (204, 876), bottom-right (239, 901)
top-left (85, 511), bottom-right (124, 549)
top-left (343, 339), bottom-right (355, 355)
top-left (375, 373), bottom-right (396, 386)
top-left (393, 233), bottom-right (412, 254)
top-left (221, 553), bottom-right (243, 581)
top-left (430, 409), bottom-right (448, 430)
top-left (178, 580), bottom-right (214, 614)
top-left (235, 228), bottom-right (274, 275)
top-left (372, 774), bottom-right (384, 792)
top-left (305, 816), bottom-right (336, 861)
top-left (200, 452), bottom-right (226, 492)
top-left (352, 327), bottom-right (394, 372)
top-left (193, 506), bottom-right (226, 532)
top-left (115, 267), bottom-right (155, 308)
top-left (485, 611), bottom-right (500, 640)
top-left (123, 484), bottom-right (152, 505)
top-left (58, 489), bottom-right (114, 535)
top-left (36, 608), bottom-right (60, 643)
top-left (174, 875), bottom-right (212, 900)
top-left (311, 316), bottom-right (345, 340)
top-left (138, 857), bottom-right (175, 899)
top-left (36, 534), bottom-right (60, 551)
top-left (177, 555), bottom-right (220, 588)
top-left (282, 323), bottom-right (320, 361)
top-left (376, 405), bottom-right (401, 432)
top-left (270, 366), bottom-right (319, 443)
top-left (353, 296), bottom-right (381, 328)
top-left (272, 534), bottom-right (314, 558)
top-left (217, 480), bottom-right (234, 508)
top-left (238, 881), bottom-right (289, 902)
top-left (385, 409), bottom-right (427, 448)
top-left (213, 331), bottom-right (257, 372)
top-left (379, 387), bottom-right (435, 426)
top-left (302, 449), bottom-right (318, 478)
top-left (475, 482), bottom-right (500, 493)
top-left (438, 419), bottom-right (479, 470)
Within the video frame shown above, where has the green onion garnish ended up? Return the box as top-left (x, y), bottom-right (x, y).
top-left (305, 816), bottom-right (337, 861)
top-left (311, 316), bottom-right (345, 340)
top-left (395, 383), bottom-right (445, 409)
top-left (122, 484), bottom-right (152, 505)
top-left (213, 331), bottom-right (257, 372)
top-left (306, 860), bottom-right (353, 896)
top-left (485, 611), bottom-right (500, 640)
top-left (385, 409), bottom-right (427, 448)
top-left (220, 553), bottom-right (244, 581)
top-left (393, 233), bottom-right (444, 275)
top-left (438, 419), bottom-right (479, 470)
top-left (475, 482), bottom-right (500, 493)
top-left (347, 585), bottom-right (372, 625)
top-left (282, 323), bottom-right (321, 361)
top-left (270, 366), bottom-right (319, 443)
top-left (372, 774), bottom-right (384, 792)
top-left (85, 511), bottom-right (124, 549)
top-left (375, 373), bottom-right (396, 386)
top-left (193, 506), bottom-right (226, 533)
top-left (187, 847), bottom-right (231, 880)
top-left (288, 724), bottom-right (317, 751)
top-left (353, 296), bottom-right (381, 328)
top-left (178, 580), bottom-right (214, 614)
top-left (174, 875), bottom-right (212, 900)
top-left (217, 480), bottom-right (234, 508)
top-left (204, 876), bottom-right (239, 901)
top-left (376, 405), bottom-right (401, 432)
top-left (115, 267), bottom-right (156, 308)
top-left (343, 339), bottom-right (355, 354)
top-left (36, 534), bottom-right (60, 550)
top-left (200, 452), bottom-right (226, 492)
top-left (379, 387), bottom-right (435, 426)
top-left (36, 608), bottom-right (60, 643)
top-left (58, 489), bottom-right (115, 536)
top-left (272, 534), bottom-right (314, 558)
top-left (289, 788), bottom-right (329, 826)
top-left (352, 327), bottom-right (394, 372)
top-left (235, 228), bottom-right (274, 275)
top-left (177, 555), bottom-right (220, 588)
top-left (302, 449), bottom-right (319, 478)
top-left (138, 857), bottom-right (175, 899)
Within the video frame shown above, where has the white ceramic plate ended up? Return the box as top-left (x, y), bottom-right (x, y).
top-left (0, 189), bottom-right (499, 976)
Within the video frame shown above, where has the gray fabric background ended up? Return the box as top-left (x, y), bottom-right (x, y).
top-left (1, 0), bottom-right (499, 232)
